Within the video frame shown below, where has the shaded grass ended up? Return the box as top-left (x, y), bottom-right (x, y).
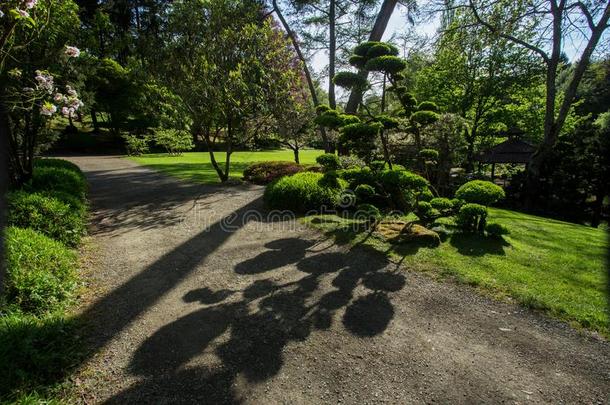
top-left (131, 150), bottom-right (324, 184)
top-left (303, 208), bottom-right (609, 336)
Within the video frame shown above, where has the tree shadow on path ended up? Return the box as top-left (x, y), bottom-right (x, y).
top-left (106, 239), bottom-right (406, 403)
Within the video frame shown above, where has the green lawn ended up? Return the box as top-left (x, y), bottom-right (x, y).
top-left (303, 208), bottom-right (609, 336)
top-left (131, 150), bottom-right (324, 183)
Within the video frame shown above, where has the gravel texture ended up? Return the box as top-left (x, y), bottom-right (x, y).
top-left (65, 155), bottom-right (609, 404)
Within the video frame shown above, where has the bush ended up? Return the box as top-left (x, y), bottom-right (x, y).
top-left (355, 184), bottom-right (376, 202)
top-left (0, 312), bottom-right (82, 397)
top-left (34, 158), bottom-right (84, 180)
top-left (355, 203), bottom-right (381, 220)
top-left (123, 134), bottom-right (150, 156)
top-left (264, 172), bottom-right (347, 213)
top-left (40, 190), bottom-right (86, 217)
top-left (456, 203), bottom-right (488, 233)
top-left (27, 167), bottom-right (87, 200)
top-left (8, 191), bottom-right (85, 247)
top-left (339, 155), bottom-right (365, 169)
top-left (5, 227), bottom-right (78, 314)
top-left (417, 201), bottom-right (432, 216)
top-left (339, 167), bottom-right (378, 189)
top-left (243, 161), bottom-right (304, 185)
top-left (154, 129), bottom-right (194, 155)
top-left (455, 180), bottom-right (505, 206)
top-left (486, 222), bottom-right (510, 237)
top-left (419, 187), bottom-right (434, 202)
top-left (379, 169), bottom-right (428, 191)
top-left (430, 197), bottom-right (453, 213)
top-left (316, 153), bottom-right (341, 171)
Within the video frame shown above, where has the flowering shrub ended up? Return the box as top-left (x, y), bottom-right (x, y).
top-left (243, 161), bottom-right (304, 184)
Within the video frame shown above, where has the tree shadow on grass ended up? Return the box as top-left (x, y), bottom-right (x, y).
top-left (106, 239), bottom-right (406, 403)
top-left (449, 233), bottom-right (510, 256)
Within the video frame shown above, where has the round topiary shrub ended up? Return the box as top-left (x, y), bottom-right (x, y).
top-left (264, 172), bottom-right (347, 213)
top-left (486, 222), bottom-right (509, 237)
top-left (5, 227), bottom-right (78, 313)
top-left (430, 197), bottom-right (453, 212)
top-left (355, 203), bottom-right (381, 220)
top-left (243, 161), bottom-right (304, 185)
top-left (8, 191), bottom-right (85, 247)
top-left (455, 180), bottom-right (505, 206)
top-left (456, 203), bottom-right (488, 232)
top-left (316, 153), bottom-right (341, 171)
top-left (419, 188), bottom-right (434, 202)
top-left (355, 184), bottom-right (376, 202)
top-left (28, 167), bottom-right (87, 200)
top-left (339, 167), bottom-right (377, 188)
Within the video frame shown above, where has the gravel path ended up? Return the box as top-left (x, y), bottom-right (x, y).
top-left (68, 155), bottom-right (609, 404)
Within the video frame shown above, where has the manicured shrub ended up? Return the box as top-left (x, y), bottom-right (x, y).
top-left (379, 169), bottom-right (428, 191)
top-left (355, 184), bottom-right (376, 202)
top-left (355, 203), bottom-right (381, 220)
top-left (339, 167), bottom-right (377, 188)
top-left (417, 201), bottom-right (432, 215)
top-left (0, 312), bottom-right (81, 397)
top-left (451, 198), bottom-right (464, 210)
top-left (8, 191), bottom-right (85, 247)
top-left (316, 153), bottom-right (341, 171)
top-left (40, 190), bottom-right (86, 217)
top-left (264, 172), bottom-right (347, 213)
top-left (430, 197), bottom-right (453, 213)
top-left (243, 161), bottom-right (304, 185)
top-left (28, 167), bottom-right (87, 200)
top-left (419, 187), bottom-right (434, 202)
top-left (5, 227), bottom-right (78, 314)
top-left (333, 71), bottom-right (367, 89)
top-left (486, 222), bottom-right (510, 237)
top-left (455, 180), bottom-right (505, 206)
top-left (369, 160), bottom-right (386, 172)
top-left (418, 148), bottom-right (439, 160)
top-left (34, 158), bottom-right (84, 180)
top-left (456, 203), bottom-right (488, 232)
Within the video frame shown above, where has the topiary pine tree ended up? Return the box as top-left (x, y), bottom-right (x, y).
top-left (333, 41), bottom-right (440, 171)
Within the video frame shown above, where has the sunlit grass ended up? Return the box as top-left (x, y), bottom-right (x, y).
top-left (303, 208), bottom-right (609, 336)
top-left (131, 150), bottom-right (324, 184)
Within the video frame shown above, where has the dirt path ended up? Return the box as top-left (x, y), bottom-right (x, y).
top-left (68, 155), bottom-right (608, 404)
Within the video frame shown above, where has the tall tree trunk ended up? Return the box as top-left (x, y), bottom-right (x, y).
top-left (345, 0), bottom-right (398, 113)
top-left (328, 0), bottom-right (337, 109)
top-left (272, 0), bottom-right (332, 152)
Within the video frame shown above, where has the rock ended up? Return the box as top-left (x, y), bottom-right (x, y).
top-left (375, 220), bottom-right (440, 247)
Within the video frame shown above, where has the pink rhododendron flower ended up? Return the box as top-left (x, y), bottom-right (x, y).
top-left (65, 46), bottom-right (80, 58)
top-left (54, 93), bottom-right (65, 103)
top-left (24, 0), bottom-right (38, 9)
top-left (16, 9), bottom-right (29, 18)
top-left (41, 102), bottom-right (57, 116)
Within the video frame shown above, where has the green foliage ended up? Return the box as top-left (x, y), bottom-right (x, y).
top-left (339, 122), bottom-right (383, 161)
top-left (348, 55), bottom-right (366, 68)
top-left (456, 203), bottom-right (488, 232)
top-left (417, 101), bottom-right (439, 112)
top-left (379, 169), bottom-right (428, 191)
top-left (355, 184), bottom-right (376, 201)
top-left (123, 134), bottom-right (150, 156)
top-left (8, 192), bottom-right (85, 247)
top-left (316, 153), bottom-right (341, 171)
top-left (353, 41), bottom-right (381, 57)
top-left (419, 188), bottom-right (434, 202)
top-left (417, 201), bottom-right (433, 216)
top-left (316, 104), bottom-right (331, 113)
top-left (0, 312), bottom-right (82, 398)
top-left (315, 109), bottom-right (344, 129)
top-left (28, 167), bottom-right (87, 200)
top-left (411, 110), bottom-right (440, 126)
top-left (243, 161), bottom-right (304, 185)
top-left (340, 114), bottom-right (361, 125)
top-left (264, 172), bottom-right (347, 213)
top-left (419, 148), bottom-right (439, 161)
top-left (366, 43), bottom-right (399, 58)
top-left (356, 203), bottom-right (381, 220)
top-left (34, 159), bottom-right (85, 181)
top-left (430, 197), bottom-right (454, 213)
top-left (339, 167), bottom-right (377, 189)
top-left (333, 71), bottom-right (367, 89)
top-left (486, 222), bottom-right (510, 237)
top-left (5, 227), bottom-right (78, 314)
top-left (455, 180), bottom-right (505, 206)
top-left (375, 115), bottom-right (400, 129)
top-left (154, 129), bottom-right (194, 155)
top-left (364, 56), bottom-right (407, 74)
